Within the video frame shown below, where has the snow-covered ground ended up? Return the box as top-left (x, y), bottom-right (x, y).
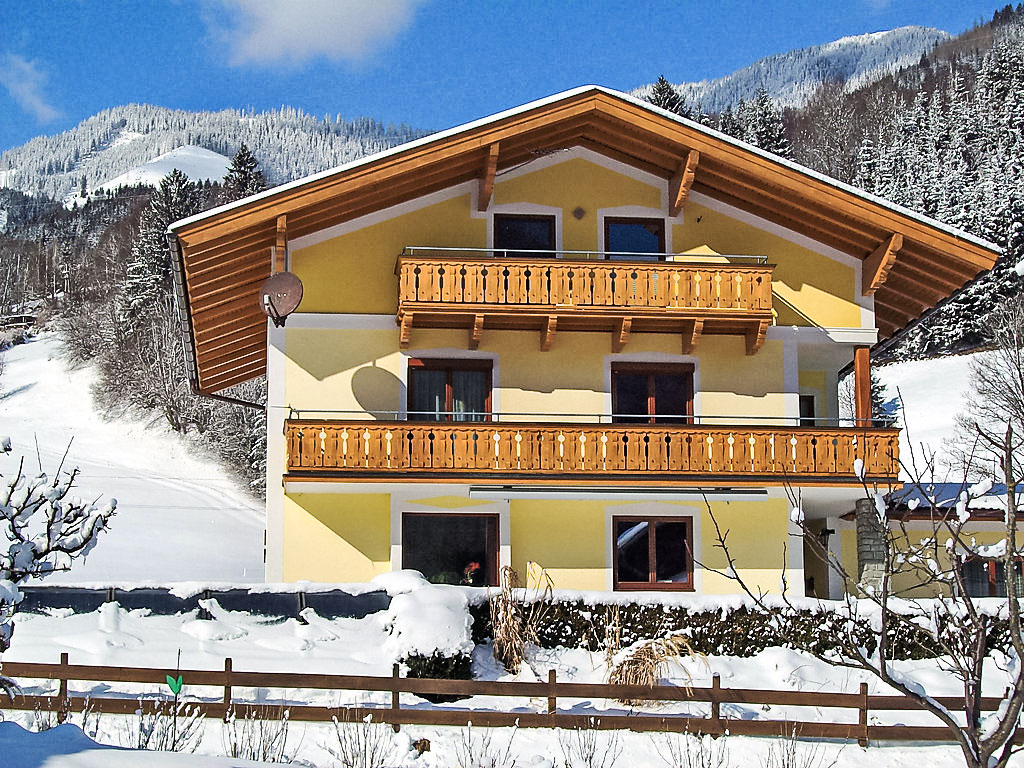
top-left (875, 351), bottom-right (985, 478)
top-left (0, 334), bottom-right (264, 583)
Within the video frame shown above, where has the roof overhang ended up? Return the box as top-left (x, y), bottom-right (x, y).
top-left (168, 85), bottom-right (1001, 394)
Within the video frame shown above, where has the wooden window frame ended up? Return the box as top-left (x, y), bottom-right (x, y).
top-left (611, 362), bottom-right (694, 424)
top-left (612, 515), bottom-right (694, 591)
top-left (604, 217), bottom-right (666, 259)
top-left (493, 213), bottom-right (556, 256)
top-left (407, 358), bottom-right (493, 422)
top-left (401, 512), bottom-right (500, 587)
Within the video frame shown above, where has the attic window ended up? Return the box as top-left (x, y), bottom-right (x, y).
top-left (605, 217), bottom-right (665, 259)
top-left (494, 214), bottom-right (555, 257)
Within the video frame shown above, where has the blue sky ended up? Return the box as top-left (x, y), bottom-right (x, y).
top-left (0, 0), bottom-right (1008, 152)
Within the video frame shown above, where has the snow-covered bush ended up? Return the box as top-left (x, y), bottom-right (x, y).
top-left (0, 438), bottom-right (115, 695)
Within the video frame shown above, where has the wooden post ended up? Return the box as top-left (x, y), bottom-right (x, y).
top-left (858, 682), bottom-right (869, 747)
top-left (222, 657), bottom-right (233, 721)
top-left (854, 346), bottom-right (871, 426)
top-left (711, 673), bottom-right (722, 731)
top-left (391, 663), bottom-right (401, 733)
top-left (57, 652), bottom-right (69, 724)
top-left (547, 669), bottom-right (557, 715)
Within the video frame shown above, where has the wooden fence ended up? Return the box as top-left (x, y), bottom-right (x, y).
top-left (3, 655), bottom-right (1018, 747)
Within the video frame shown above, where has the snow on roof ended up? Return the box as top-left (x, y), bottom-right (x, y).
top-left (166, 85), bottom-right (1001, 255)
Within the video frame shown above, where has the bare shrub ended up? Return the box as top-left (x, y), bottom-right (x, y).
top-left (222, 705), bottom-right (291, 762)
top-left (450, 722), bottom-right (518, 768)
top-left (557, 721), bottom-right (621, 768)
top-left (657, 731), bottom-right (730, 768)
top-left (119, 699), bottom-right (204, 753)
top-left (762, 727), bottom-right (838, 768)
top-left (326, 712), bottom-right (399, 768)
top-left (489, 565), bottom-right (553, 675)
top-left (608, 633), bottom-right (705, 706)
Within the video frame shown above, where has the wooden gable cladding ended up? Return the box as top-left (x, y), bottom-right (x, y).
top-left (171, 86), bottom-right (1000, 393)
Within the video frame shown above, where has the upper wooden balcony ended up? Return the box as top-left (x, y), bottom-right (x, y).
top-left (285, 418), bottom-right (900, 486)
top-left (395, 248), bottom-right (775, 353)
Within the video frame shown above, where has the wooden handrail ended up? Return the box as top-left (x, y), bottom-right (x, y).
top-left (396, 255), bottom-right (773, 314)
top-left (285, 420), bottom-right (900, 481)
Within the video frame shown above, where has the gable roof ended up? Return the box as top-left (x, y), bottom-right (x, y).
top-left (168, 85), bottom-right (1001, 394)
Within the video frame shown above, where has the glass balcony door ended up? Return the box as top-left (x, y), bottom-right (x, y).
top-left (408, 359), bottom-right (491, 422)
top-left (612, 363), bottom-right (693, 424)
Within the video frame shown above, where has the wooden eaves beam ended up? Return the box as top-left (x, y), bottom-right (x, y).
top-left (669, 150), bottom-right (699, 217)
top-left (477, 142), bottom-right (500, 212)
top-left (862, 233), bottom-right (902, 296)
top-left (274, 215), bottom-right (288, 273)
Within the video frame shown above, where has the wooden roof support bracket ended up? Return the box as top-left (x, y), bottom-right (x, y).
top-left (469, 314), bottom-right (485, 350)
top-left (746, 319), bottom-right (769, 355)
top-left (862, 232), bottom-right (903, 296)
top-left (669, 150), bottom-right (700, 217)
top-left (541, 315), bottom-right (557, 351)
top-left (274, 214), bottom-right (288, 273)
top-left (681, 318), bottom-right (703, 354)
top-left (612, 317), bottom-right (632, 353)
top-left (477, 142), bottom-right (500, 212)
top-left (399, 312), bottom-right (413, 349)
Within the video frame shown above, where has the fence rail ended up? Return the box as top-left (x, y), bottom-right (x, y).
top-left (4, 655), bottom-right (1017, 746)
top-left (285, 420), bottom-right (901, 483)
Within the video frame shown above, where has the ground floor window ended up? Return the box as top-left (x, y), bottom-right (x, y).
top-left (962, 558), bottom-right (1024, 598)
top-left (402, 513), bottom-right (498, 586)
top-left (613, 516), bottom-right (693, 590)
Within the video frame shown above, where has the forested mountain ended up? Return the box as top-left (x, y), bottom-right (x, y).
top-left (0, 103), bottom-right (425, 201)
top-left (636, 26), bottom-right (949, 113)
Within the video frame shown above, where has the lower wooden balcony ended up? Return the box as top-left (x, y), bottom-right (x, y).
top-left (285, 420), bottom-right (900, 485)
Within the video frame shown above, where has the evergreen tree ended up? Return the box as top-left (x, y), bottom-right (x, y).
top-left (646, 76), bottom-right (687, 117)
top-left (122, 169), bottom-right (201, 324)
top-left (741, 87), bottom-right (793, 158)
top-left (223, 143), bottom-right (266, 201)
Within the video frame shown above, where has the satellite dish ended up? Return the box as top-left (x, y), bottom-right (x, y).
top-left (259, 272), bottom-right (303, 327)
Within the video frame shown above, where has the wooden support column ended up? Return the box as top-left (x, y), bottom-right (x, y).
top-left (477, 142), bottom-right (500, 212)
top-left (612, 317), bottom-right (631, 352)
top-left (541, 315), bottom-right (557, 351)
top-left (469, 314), bottom-right (484, 350)
top-left (854, 345), bottom-right (871, 424)
top-left (681, 318), bottom-right (703, 354)
top-left (669, 150), bottom-right (699, 217)
top-left (862, 233), bottom-right (902, 296)
top-left (274, 214), bottom-right (288, 272)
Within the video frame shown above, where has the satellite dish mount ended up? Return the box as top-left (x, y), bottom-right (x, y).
top-left (259, 272), bottom-right (303, 327)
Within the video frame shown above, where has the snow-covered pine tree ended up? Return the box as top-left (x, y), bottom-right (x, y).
top-left (121, 169), bottom-right (201, 325)
top-left (223, 143), bottom-right (267, 201)
top-left (739, 87), bottom-right (793, 158)
top-left (646, 76), bottom-right (689, 117)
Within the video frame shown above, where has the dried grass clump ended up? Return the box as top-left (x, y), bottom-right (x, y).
top-left (489, 565), bottom-right (553, 675)
top-left (609, 633), bottom-right (705, 706)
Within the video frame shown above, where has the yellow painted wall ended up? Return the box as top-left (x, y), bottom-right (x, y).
top-left (799, 370), bottom-right (828, 420)
top-left (839, 525), bottom-right (1010, 597)
top-left (700, 499), bottom-right (792, 594)
top-left (283, 493), bottom-right (391, 582)
top-left (510, 500), bottom-right (608, 589)
top-left (493, 157), bottom-right (662, 253)
top-left (291, 193), bottom-right (485, 314)
top-left (673, 201), bottom-right (860, 328)
top-left (289, 156), bottom-right (862, 328)
top-left (284, 327), bottom-right (787, 422)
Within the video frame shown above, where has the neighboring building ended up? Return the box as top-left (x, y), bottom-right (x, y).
top-left (167, 87), bottom-right (1000, 597)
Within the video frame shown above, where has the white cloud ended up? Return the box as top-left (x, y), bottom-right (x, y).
top-left (0, 53), bottom-right (60, 123)
top-left (212, 0), bottom-right (429, 66)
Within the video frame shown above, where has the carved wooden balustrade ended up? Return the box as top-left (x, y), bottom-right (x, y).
top-left (395, 251), bottom-right (775, 353)
top-left (285, 420), bottom-right (900, 484)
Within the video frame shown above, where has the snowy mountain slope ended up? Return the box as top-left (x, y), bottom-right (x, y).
top-left (639, 26), bottom-right (949, 111)
top-left (0, 334), bottom-right (264, 583)
top-left (0, 103), bottom-right (426, 201)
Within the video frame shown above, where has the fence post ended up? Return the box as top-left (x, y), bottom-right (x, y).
top-left (222, 657), bottom-right (233, 721)
top-left (711, 673), bottom-right (722, 732)
top-left (858, 682), bottom-right (869, 747)
top-left (547, 669), bottom-right (557, 716)
top-left (57, 652), bottom-right (70, 724)
top-left (391, 663), bottom-right (401, 733)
